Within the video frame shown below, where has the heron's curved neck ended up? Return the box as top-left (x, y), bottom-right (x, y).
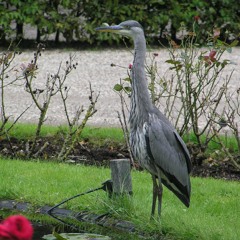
top-left (130, 33), bottom-right (152, 127)
top-left (133, 34), bottom-right (146, 68)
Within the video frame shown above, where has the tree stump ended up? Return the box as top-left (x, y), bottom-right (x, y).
top-left (110, 159), bottom-right (132, 195)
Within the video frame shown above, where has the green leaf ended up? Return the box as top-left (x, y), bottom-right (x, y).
top-left (113, 84), bottom-right (123, 91)
top-left (221, 60), bottom-right (229, 68)
top-left (165, 59), bottom-right (181, 65)
top-left (123, 77), bottom-right (131, 82)
top-left (230, 40), bottom-right (239, 48)
top-left (124, 86), bottom-right (131, 93)
top-left (53, 231), bottom-right (67, 240)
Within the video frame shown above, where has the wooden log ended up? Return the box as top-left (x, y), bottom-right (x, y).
top-left (110, 159), bottom-right (132, 195)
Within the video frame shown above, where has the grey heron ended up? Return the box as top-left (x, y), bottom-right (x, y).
top-left (96, 20), bottom-right (191, 218)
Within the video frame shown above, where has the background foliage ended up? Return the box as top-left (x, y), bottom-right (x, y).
top-left (0, 0), bottom-right (239, 46)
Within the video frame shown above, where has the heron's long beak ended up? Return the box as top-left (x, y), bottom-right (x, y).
top-left (95, 25), bottom-right (123, 33)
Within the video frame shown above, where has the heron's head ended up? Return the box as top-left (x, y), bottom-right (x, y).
top-left (96, 20), bottom-right (144, 39)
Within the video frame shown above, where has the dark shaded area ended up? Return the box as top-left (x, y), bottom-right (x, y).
top-left (0, 137), bottom-right (239, 181)
top-left (0, 200), bottom-right (148, 240)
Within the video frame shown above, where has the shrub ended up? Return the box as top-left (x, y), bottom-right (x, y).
top-left (0, 0), bottom-right (239, 46)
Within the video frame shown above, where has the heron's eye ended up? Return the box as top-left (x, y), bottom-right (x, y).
top-left (124, 25), bottom-right (131, 30)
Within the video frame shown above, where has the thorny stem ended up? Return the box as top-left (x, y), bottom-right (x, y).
top-left (26, 45), bottom-right (60, 156)
top-left (58, 55), bottom-right (77, 127)
top-left (0, 50), bottom-right (29, 136)
top-left (0, 51), bottom-right (17, 130)
top-left (223, 90), bottom-right (240, 153)
top-left (114, 77), bottom-right (135, 167)
top-left (212, 126), bottom-right (240, 171)
top-left (57, 105), bottom-right (84, 160)
top-left (147, 59), bottom-right (157, 104)
top-left (117, 96), bottom-right (135, 168)
top-left (59, 83), bottom-right (99, 161)
top-left (24, 44), bottom-right (44, 111)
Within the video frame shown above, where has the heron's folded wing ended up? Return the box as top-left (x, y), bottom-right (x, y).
top-left (146, 117), bottom-right (191, 206)
top-left (173, 130), bottom-right (192, 173)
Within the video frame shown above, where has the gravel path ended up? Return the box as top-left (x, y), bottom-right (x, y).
top-left (2, 47), bottom-right (240, 128)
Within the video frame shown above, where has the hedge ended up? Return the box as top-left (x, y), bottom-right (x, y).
top-left (0, 0), bottom-right (239, 46)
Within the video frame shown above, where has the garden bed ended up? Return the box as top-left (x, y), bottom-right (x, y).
top-left (0, 136), bottom-right (239, 181)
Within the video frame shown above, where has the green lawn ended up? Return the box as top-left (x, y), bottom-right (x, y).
top-left (0, 158), bottom-right (239, 240)
top-left (5, 122), bottom-right (124, 140)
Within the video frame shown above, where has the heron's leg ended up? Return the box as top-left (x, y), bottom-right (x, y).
top-left (157, 176), bottom-right (163, 217)
top-left (151, 174), bottom-right (158, 219)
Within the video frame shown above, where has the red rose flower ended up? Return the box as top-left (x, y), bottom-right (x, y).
top-left (0, 215), bottom-right (33, 240)
top-left (209, 50), bottom-right (217, 59)
top-left (203, 50), bottom-right (217, 65)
